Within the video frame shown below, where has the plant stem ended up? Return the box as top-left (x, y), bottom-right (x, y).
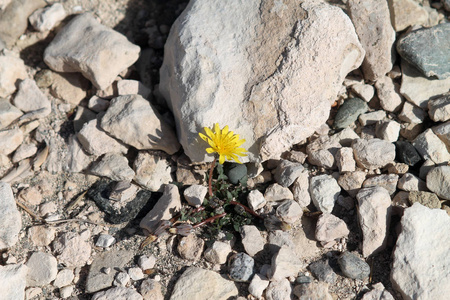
top-left (208, 158), bottom-right (216, 197)
top-left (230, 200), bottom-right (263, 219)
top-left (192, 212), bottom-right (226, 229)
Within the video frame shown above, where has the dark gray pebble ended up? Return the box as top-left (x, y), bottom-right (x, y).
top-left (308, 259), bottom-right (336, 284)
top-left (395, 141), bottom-right (422, 166)
top-left (333, 98), bottom-right (368, 129)
top-left (338, 251), bottom-right (370, 280)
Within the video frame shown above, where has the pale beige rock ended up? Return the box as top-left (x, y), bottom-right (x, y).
top-left (49, 72), bottom-right (90, 105)
top-left (88, 96), bottom-right (110, 113)
top-left (388, 0), bottom-right (428, 31)
top-left (53, 269), bottom-right (74, 288)
top-left (17, 186), bottom-right (42, 206)
top-left (26, 251), bottom-right (57, 287)
top-left (264, 183), bottom-right (293, 202)
top-left (117, 79), bottom-right (151, 99)
top-left (203, 241), bottom-right (232, 265)
top-left (160, 0), bottom-right (364, 163)
top-left (352, 138), bottom-right (396, 169)
top-left (358, 110), bottom-right (386, 126)
top-left (28, 3), bottom-right (66, 32)
top-left (331, 127), bottom-right (360, 147)
top-left (177, 233), bottom-right (204, 261)
top-left (134, 151), bottom-right (174, 192)
top-left (335, 147), bottom-right (356, 173)
top-left (12, 143), bottom-right (37, 163)
top-left (348, 0), bottom-right (395, 80)
top-left (67, 135), bottom-right (93, 173)
top-left (374, 76), bottom-right (403, 112)
top-left (375, 120), bottom-right (400, 142)
top-left (28, 226), bottom-right (55, 247)
top-left (399, 101), bottom-right (426, 124)
top-left (0, 182), bottom-right (22, 250)
top-left (426, 165), bottom-right (450, 200)
top-left (183, 184), bottom-right (207, 207)
top-left (432, 121), bottom-right (450, 149)
top-left (363, 174), bottom-right (399, 195)
top-left (90, 153), bottom-right (135, 181)
top-left (44, 13), bottom-right (141, 90)
top-left (140, 278), bottom-right (164, 300)
top-left (0, 99), bottom-right (23, 129)
top-left (52, 231), bottom-right (92, 267)
top-left (294, 281), bottom-right (333, 300)
top-left (265, 278), bottom-right (292, 300)
top-left (247, 189), bottom-right (267, 210)
top-left (241, 225), bottom-right (265, 257)
top-left (315, 213), bottom-right (350, 243)
top-left (361, 282), bottom-right (395, 300)
top-left (92, 287), bottom-right (142, 300)
top-left (428, 95), bottom-right (450, 122)
top-left (270, 245), bottom-right (302, 280)
top-left (350, 83), bottom-right (374, 102)
top-left (100, 94), bottom-right (180, 154)
top-left (276, 199), bottom-right (303, 224)
top-left (0, 128), bottom-right (23, 155)
top-left (398, 173), bottom-right (427, 191)
top-left (413, 128), bottom-right (450, 164)
top-left (292, 172), bottom-right (311, 208)
top-left (0, 264), bottom-right (28, 300)
top-left (248, 274), bottom-right (270, 299)
top-left (170, 267), bottom-right (238, 300)
top-left (307, 135), bottom-right (342, 169)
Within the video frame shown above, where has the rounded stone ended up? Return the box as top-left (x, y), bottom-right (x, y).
top-left (333, 98), bottom-right (368, 129)
top-left (338, 251), bottom-right (370, 280)
top-left (226, 163), bottom-right (247, 185)
top-left (229, 252), bottom-right (254, 282)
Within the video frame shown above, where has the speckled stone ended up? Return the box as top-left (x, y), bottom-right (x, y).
top-left (229, 253), bottom-right (254, 282)
top-left (395, 141), bottom-right (422, 166)
top-left (408, 191), bottom-right (441, 209)
top-left (338, 252), bottom-right (370, 280)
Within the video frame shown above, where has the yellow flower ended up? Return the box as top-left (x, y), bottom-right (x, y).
top-left (199, 123), bottom-right (247, 164)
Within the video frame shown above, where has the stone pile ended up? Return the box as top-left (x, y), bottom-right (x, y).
top-left (0, 0), bottom-right (449, 299)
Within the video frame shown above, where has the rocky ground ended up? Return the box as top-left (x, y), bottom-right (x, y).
top-left (0, 0), bottom-right (449, 300)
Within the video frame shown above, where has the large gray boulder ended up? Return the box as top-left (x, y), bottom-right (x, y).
top-left (160, 0), bottom-right (364, 163)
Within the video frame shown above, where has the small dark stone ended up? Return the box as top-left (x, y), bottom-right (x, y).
top-left (225, 163), bottom-right (247, 185)
top-left (229, 252), bottom-right (254, 282)
top-left (308, 259), bottom-right (336, 284)
top-left (295, 275), bottom-right (312, 284)
top-left (87, 178), bottom-right (155, 224)
top-left (397, 23), bottom-right (450, 80)
top-left (333, 98), bottom-right (369, 129)
top-left (338, 252), bottom-right (370, 280)
top-left (395, 141), bottom-right (422, 166)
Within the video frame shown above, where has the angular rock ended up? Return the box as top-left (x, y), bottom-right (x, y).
top-left (183, 184), bottom-right (207, 207)
top-left (117, 79), bottom-right (151, 99)
top-left (92, 287), bottom-right (142, 300)
top-left (333, 97), bottom-right (368, 129)
top-left (374, 76), bottom-right (403, 112)
top-left (53, 269), bottom-right (74, 288)
top-left (361, 282), bottom-right (395, 300)
top-left (265, 279), bottom-right (291, 300)
top-left (408, 191), bottom-right (441, 209)
top-left (350, 83), bottom-right (374, 102)
top-left (0, 181), bottom-right (22, 250)
top-left (362, 174), bottom-right (399, 195)
top-left (49, 71), bottom-right (90, 105)
top-left (133, 151), bottom-right (174, 192)
top-left (428, 95), bottom-right (450, 122)
top-left (160, 0), bottom-right (364, 163)
top-left (240, 225), bottom-right (265, 257)
top-left (375, 120), bottom-right (400, 142)
top-left (331, 127), bottom-right (360, 147)
top-left (60, 285), bottom-right (74, 298)
top-left (203, 241), bottom-right (232, 265)
top-left (12, 143), bottom-right (38, 163)
top-left (274, 160), bottom-right (304, 187)
top-left (395, 141), bottom-right (421, 166)
top-left (170, 267), bottom-right (238, 300)
top-left (52, 231), bottom-right (91, 267)
top-left (433, 121), bottom-right (450, 149)
top-left (388, 0), bottom-right (428, 31)
top-left (247, 189), bottom-right (267, 210)
top-left (399, 101), bottom-right (426, 124)
top-left (177, 233), bottom-right (204, 261)
top-left (95, 234), bottom-right (116, 248)
top-left (276, 199), bottom-right (303, 224)
top-left (77, 118), bottom-right (128, 156)
top-left (128, 267), bottom-right (144, 281)
top-left (400, 60), bottom-right (450, 109)
top-left (264, 183), bottom-right (293, 202)
top-left (426, 165), bottom-right (450, 200)
top-left (338, 251), bottom-right (370, 280)
top-left (270, 245), bottom-right (302, 280)
top-left (413, 129), bottom-right (450, 164)
top-left (26, 251), bottom-right (58, 287)
top-left (309, 259), bottom-right (336, 284)
top-left (88, 96), bottom-right (110, 113)
top-left (293, 281), bottom-right (333, 300)
top-left (335, 147), bottom-right (356, 173)
top-left (0, 264), bottom-right (28, 300)
top-left (306, 135), bottom-right (342, 169)
top-left (229, 252), bottom-right (254, 282)
top-left (0, 99), bottom-right (23, 129)
top-left (12, 78), bottom-right (51, 118)
top-left (90, 153), bottom-right (136, 181)
top-left (397, 173), bottom-right (427, 191)
top-left (28, 225), bottom-right (55, 247)
top-left (397, 23), bottom-right (450, 80)
top-left (140, 279), bottom-right (164, 300)
top-left (358, 110), bottom-right (386, 126)
top-left (315, 213), bottom-right (349, 243)
top-left (0, 0), bottom-right (46, 47)
top-left (352, 138), bottom-right (396, 169)
top-left (113, 272), bottom-right (130, 287)
top-left (337, 171), bottom-right (367, 198)
top-left (140, 184), bottom-right (181, 233)
top-left (28, 3), bottom-right (66, 32)
top-left (100, 94), bottom-right (180, 154)
top-left (44, 13), bottom-right (140, 90)
top-left (292, 172), bottom-right (311, 208)
top-left (0, 128), bottom-right (24, 155)
top-left (391, 203), bottom-right (450, 300)
top-left (85, 250), bottom-right (133, 293)
top-left (138, 255), bottom-right (156, 271)
top-left (309, 174), bottom-right (341, 213)
top-left (248, 274), bottom-right (269, 299)
top-left (356, 187), bottom-right (392, 257)
top-left (67, 135), bottom-right (93, 173)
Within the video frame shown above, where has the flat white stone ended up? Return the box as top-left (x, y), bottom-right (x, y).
top-left (374, 76), bottom-right (403, 112)
top-left (53, 269), bottom-right (74, 288)
top-left (0, 182), bottom-right (22, 250)
top-left (315, 213), bottom-right (350, 243)
top-left (0, 264), bottom-right (28, 300)
top-left (92, 287), bottom-right (142, 300)
top-left (428, 95), bottom-right (450, 122)
top-left (426, 165), bottom-right (450, 200)
top-left (264, 183), bottom-right (293, 202)
top-left (310, 174), bottom-right (341, 213)
top-left (0, 52), bottom-right (27, 98)
top-left (352, 138), bottom-right (395, 169)
top-left (203, 241), bottom-right (232, 265)
top-left (26, 251), bottom-right (58, 287)
top-left (247, 189), bottom-right (267, 210)
top-left (375, 120), bottom-right (400, 142)
top-left (240, 225), bottom-right (265, 257)
top-left (89, 153), bottom-right (135, 181)
top-left (183, 184), bottom-right (207, 207)
top-left (0, 99), bottom-right (23, 130)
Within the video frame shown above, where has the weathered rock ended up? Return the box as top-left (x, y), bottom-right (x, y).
top-left (28, 225), bottom-right (55, 247)
top-left (310, 174), bottom-right (341, 213)
top-left (183, 184), bottom-right (207, 207)
top-left (170, 267), bottom-right (238, 300)
top-left (44, 13), bottom-right (140, 90)
top-left (0, 181), bottom-right (22, 250)
top-left (335, 147), bottom-right (356, 173)
top-left (138, 255), bottom-right (156, 271)
top-left (395, 141), bottom-right (421, 166)
top-left (374, 76), bottom-right (403, 112)
top-left (67, 135), bottom-right (93, 173)
top-left (12, 143), bottom-right (37, 163)
top-left (0, 128), bottom-right (24, 155)
top-left (90, 153), bottom-right (136, 181)
top-left (240, 225), bottom-right (265, 257)
top-left (348, 0), bottom-right (394, 80)
top-left (49, 71), bottom-right (90, 105)
top-left (117, 79), bottom-right (151, 99)
top-left (375, 120), bottom-right (400, 142)
top-left (177, 233), bottom-right (204, 261)
top-left (361, 282), bottom-right (395, 300)
top-left (92, 287), bottom-right (142, 300)
top-left (399, 101), bottom-right (426, 124)
top-left (315, 213), bottom-right (349, 243)
top-left (133, 151), bottom-right (174, 192)
top-left (309, 259), bottom-right (336, 284)
top-left (264, 183), bottom-right (293, 202)
top-left (0, 264), bottom-right (28, 300)
top-left (400, 60), bottom-right (450, 109)
top-left (113, 272), bottom-right (130, 287)
top-left (60, 285), bottom-right (74, 298)
top-left (276, 199), bottom-right (303, 224)
top-left (428, 95), bottom-right (450, 122)
top-left (293, 281), bottom-right (333, 300)
top-left (160, 0), bottom-right (364, 163)
top-left (331, 127), bottom-right (360, 147)
top-left (53, 269), bottom-right (74, 288)
top-left (398, 173), bottom-right (427, 191)
top-left (270, 244), bottom-right (302, 281)
top-left (248, 274), bottom-right (269, 299)
top-left (274, 160), bottom-right (304, 187)
top-left (52, 231), bottom-right (91, 267)
top-left (391, 203), bottom-right (450, 300)
top-left (333, 97), bottom-right (369, 129)
top-left (408, 191), bottom-right (441, 209)
top-left (140, 184), bottom-right (181, 233)
top-left (28, 3), bottom-right (66, 32)
top-left (0, 99), bottom-right (23, 129)
top-left (292, 172), bottom-right (311, 208)
top-left (12, 78), bottom-right (51, 118)
top-left (85, 250), bottom-right (133, 293)
top-left (306, 135), bottom-right (342, 169)
top-left (265, 279), bottom-right (291, 300)
top-left (26, 251), bottom-right (58, 287)
top-left (358, 110), bottom-right (386, 126)
top-left (0, 0), bottom-right (46, 47)
top-left (247, 189), bottom-right (267, 211)
top-left (95, 234), bottom-right (116, 248)
top-left (433, 121), bottom-right (450, 149)
top-left (140, 278), bottom-right (164, 300)
top-left (352, 138), bottom-right (396, 169)
top-left (356, 187), bottom-right (392, 257)
top-left (413, 129), bottom-right (450, 164)
top-left (88, 96), bottom-right (110, 113)
top-left (203, 241), bottom-right (232, 265)
top-left (362, 174), bottom-right (399, 195)
top-left (426, 165), bottom-right (450, 200)
top-left (388, 0), bottom-right (428, 31)
top-left (397, 23), bottom-right (450, 80)
top-left (337, 171), bottom-right (366, 198)
top-left (229, 252), bottom-right (254, 282)
top-left (128, 268), bottom-right (144, 281)
top-left (77, 118), bottom-right (128, 156)
top-left (338, 251), bottom-right (370, 280)
top-left (100, 94), bottom-right (180, 154)
top-left (350, 83), bottom-right (374, 102)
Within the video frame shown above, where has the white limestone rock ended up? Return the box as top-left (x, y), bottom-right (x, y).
top-left (265, 278), bottom-right (292, 300)
top-left (49, 72), bottom-right (89, 105)
top-left (361, 283), bottom-right (395, 300)
top-left (52, 230), bottom-right (92, 268)
top-left (356, 187), bottom-right (392, 257)
top-left (12, 143), bottom-right (38, 163)
top-left (399, 102), bottom-right (426, 124)
top-left (276, 200), bottom-right (303, 224)
top-left (53, 269), bottom-right (74, 288)
top-left (309, 174), bottom-right (341, 213)
top-left (100, 94), bottom-right (180, 155)
top-left (292, 172), bottom-right (311, 208)
top-left (0, 52), bottom-right (27, 98)
top-left (270, 245), bottom-right (302, 281)
top-left (433, 121), bottom-right (450, 149)
top-left (358, 110), bottom-right (386, 126)
top-left (92, 287), bottom-right (142, 300)
top-left (388, 0), bottom-right (428, 31)
top-left (240, 225), bottom-right (265, 257)
top-left (203, 241), bottom-right (232, 265)
top-left (117, 79), bottom-right (151, 99)
top-left (398, 173), bottom-right (427, 192)
top-left (362, 174), bottom-right (399, 195)
top-left (29, 3), bottom-right (66, 32)
top-left (12, 78), bottom-right (51, 118)
top-left (307, 135), bottom-right (342, 169)
top-left (315, 213), bottom-right (350, 243)
top-left (264, 183), bottom-right (293, 202)
top-left (133, 151), bottom-right (174, 192)
top-left (247, 189), bottom-right (267, 211)
top-left (0, 264), bottom-right (28, 300)
top-left (352, 138), bottom-right (396, 169)
top-left (0, 182), bottom-right (22, 250)
top-left (26, 251), bottom-right (58, 287)
top-left (0, 99), bottom-right (23, 130)
top-left (335, 147), bottom-right (356, 173)
top-left (374, 76), bottom-right (403, 112)
top-left (426, 165), bottom-right (450, 200)
top-left (183, 184), bottom-right (207, 207)
top-left (160, 0), bottom-right (364, 163)
top-left (375, 120), bottom-right (400, 142)
top-left (338, 171), bottom-right (367, 198)
top-left (412, 128), bottom-right (450, 164)
top-left (391, 203), bottom-right (450, 300)
top-left (44, 13), bottom-right (140, 90)
top-left (248, 274), bottom-right (270, 299)
top-left (274, 160), bottom-right (304, 187)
